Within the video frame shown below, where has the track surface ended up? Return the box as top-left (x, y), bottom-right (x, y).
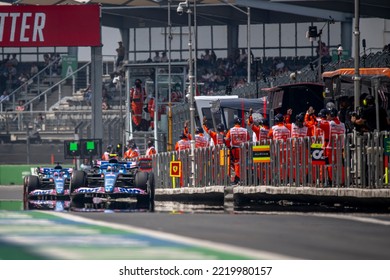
top-left (1, 185), bottom-right (390, 259)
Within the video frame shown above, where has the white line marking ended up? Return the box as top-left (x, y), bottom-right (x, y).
top-left (46, 211), bottom-right (297, 260)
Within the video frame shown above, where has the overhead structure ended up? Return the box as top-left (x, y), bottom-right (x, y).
top-left (3, 0), bottom-right (390, 30)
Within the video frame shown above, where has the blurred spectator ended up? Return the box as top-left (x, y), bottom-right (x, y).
top-left (0, 91), bottom-right (9, 105)
top-left (102, 98), bottom-right (110, 110)
top-left (30, 63), bottom-right (39, 80)
top-left (52, 54), bottom-right (61, 75)
top-left (210, 50), bottom-right (217, 66)
top-left (43, 53), bottom-right (51, 74)
top-left (239, 48), bottom-right (248, 64)
top-left (18, 72), bottom-right (29, 93)
top-left (15, 100), bottom-right (26, 111)
top-left (153, 51), bottom-right (161, 62)
top-left (34, 113), bottom-right (45, 130)
top-left (9, 54), bottom-right (18, 69)
top-left (275, 59), bottom-right (285, 74)
top-left (316, 41), bottom-right (331, 63)
top-left (201, 49), bottom-right (211, 66)
top-left (161, 52), bottom-right (168, 62)
top-left (116, 41), bottom-right (125, 69)
top-left (0, 72), bottom-right (7, 95)
top-left (83, 85), bottom-right (92, 106)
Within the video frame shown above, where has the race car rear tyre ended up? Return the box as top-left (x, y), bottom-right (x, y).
top-left (70, 170), bottom-right (86, 193)
top-left (137, 172), bottom-right (155, 210)
top-left (147, 172), bottom-right (155, 202)
top-left (135, 171), bottom-right (148, 190)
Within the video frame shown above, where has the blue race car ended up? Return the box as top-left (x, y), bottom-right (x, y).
top-left (23, 164), bottom-right (73, 202)
top-left (69, 158), bottom-right (154, 207)
top-left (24, 199), bottom-right (70, 211)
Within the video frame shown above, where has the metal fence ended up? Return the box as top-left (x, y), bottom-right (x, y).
top-left (151, 131), bottom-right (390, 189)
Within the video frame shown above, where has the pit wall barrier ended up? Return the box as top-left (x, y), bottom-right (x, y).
top-left (151, 131), bottom-right (390, 189)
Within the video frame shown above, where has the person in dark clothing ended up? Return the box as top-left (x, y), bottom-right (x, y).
top-left (337, 96), bottom-right (354, 133)
top-left (351, 94), bottom-right (390, 132)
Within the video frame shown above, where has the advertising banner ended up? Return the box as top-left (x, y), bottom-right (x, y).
top-left (0, 4), bottom-right (100, 47)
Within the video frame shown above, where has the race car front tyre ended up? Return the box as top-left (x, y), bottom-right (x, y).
top-left (70, 170), bottom-right (86, 193)
top-left (23, 175), bottom-right (39, 206)
top-left (135, 171), bottom-right (148, 190)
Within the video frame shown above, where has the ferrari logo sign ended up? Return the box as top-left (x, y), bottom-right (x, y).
top-left (170, 161), bottom-right (182, 177)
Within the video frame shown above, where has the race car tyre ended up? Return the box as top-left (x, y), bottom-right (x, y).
top-left (24, 175), bottom-right (39, 192)
top-left (23, 175), bottom-right (39, 207)
top-left (135, 171), bottom-right (148, 190)
top-left (138, 172), bottom-right (155, 210)
top-left (147, 172), bottom-right (155, 202)
top-left (70, 170), bottom-right (86, 194)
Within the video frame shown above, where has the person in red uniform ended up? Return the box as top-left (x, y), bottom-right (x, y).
top-left (175, 133), bottom-right (191, 152)
top-left (202, 118), bottom-right (228, 182)
top-left (123, 139), bottom-right (140, 160)
top-left (182, 120), bottom-right (193, 140)
top-left (247, 108), bottom-right (270, 143)
top-left (147, 95), bottom-right (155, 130)
top-left (194, 127), bottom-right (209, 148)
top-left (315, 109), bottom-right (328, 141)
top-left (283, 108), bottom-right (293, 128)
top-left (130, 79), bottom-right (146, 131)
top-left (102, 145), bottom-right (113, 161)
top-left (290, 112), bottom-right (309, 138)
top-left (175, 133), bottom-right (191, 187)
top-left (145, 140), bottom-right (157, 156)
top-left (313, 108), bottom-right (329, 183)
top-left (268, 113), bottom-right (291, 141)
top-left (225, 117), bottom-right (250, 184)
top-left (290, 113), bottom-right (309, 184)
top-left (304, 106), bottom-right (318, 137)
top-left (317, 108), bottom-right (346, 186)
top-left (202, 117), bottom-right (226, 146)
top-left (268, 114), bottom-right (291, 182)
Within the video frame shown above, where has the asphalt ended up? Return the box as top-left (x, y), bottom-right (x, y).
top-left (155, 185), bottom-right (390, 211)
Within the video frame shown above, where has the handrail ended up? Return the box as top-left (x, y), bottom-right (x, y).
top-left (24, 61), bottom-right (91, 111)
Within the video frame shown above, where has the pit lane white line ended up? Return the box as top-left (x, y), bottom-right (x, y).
top-left (47, 211), bottom-right (296, 260)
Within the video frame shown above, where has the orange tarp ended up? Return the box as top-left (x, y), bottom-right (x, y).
top-left (322, 68), bottom-right (390, 78)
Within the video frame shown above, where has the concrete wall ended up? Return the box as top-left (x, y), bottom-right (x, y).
top-left (0, 144), bottom-right (74, 165)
